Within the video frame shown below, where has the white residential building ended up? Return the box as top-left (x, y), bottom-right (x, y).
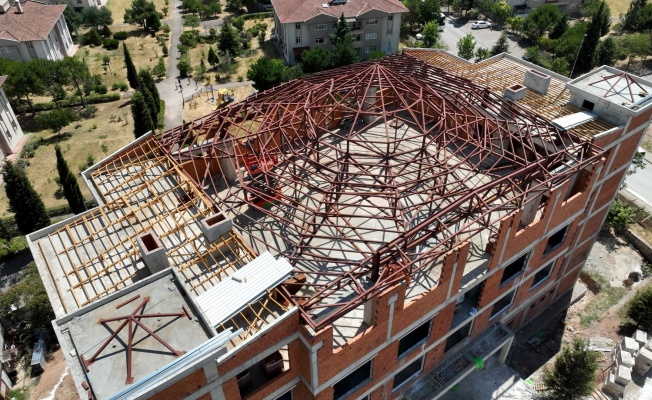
top-left (0, 1), bottom-right (74, 62)
top-left (270, 0), bottom-right (408, 65)
top-left (0, 76), bottom-right (24, 160)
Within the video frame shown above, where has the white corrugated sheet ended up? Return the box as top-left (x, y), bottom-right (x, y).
top-left (551, 111), bottom-right (597, 131)
top-left (196, 252), bottom-right (293, 327)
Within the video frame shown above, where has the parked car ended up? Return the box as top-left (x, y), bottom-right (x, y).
top-left (471, 21), bottom-right (491, 29)
top-left (416, 33), bottom-right (424, 40)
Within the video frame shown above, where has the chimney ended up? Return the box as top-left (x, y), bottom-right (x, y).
top-left (199, 212), bottom-right (233, 243)
top-left (15, 0), bottom-right (23, 13)
top-left (136, 231), bottom-right (169, 274)
top-left (523, 69), bottom-right (551, 95)
top-left (504, 83), bottom-right (527, 102)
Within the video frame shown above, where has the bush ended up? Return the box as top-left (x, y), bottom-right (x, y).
top-left (20, 141), bottom-right (39, 158)
top-left (101, 24), bottom-right (112, 38)
top-left (248, 27), bottom-right (260, 37)
top-left (88, 29), bottom-right (103, 46)
top-left (162, 23), bottom-right (171, 33)
top-left (16, 93), bottom-right (121, 113)
top-left (179, 31), bottom-right (198, 48)
top-left (627, 285), bottom-right (652, 332)
top-left (111, 81), bottom-right (128, 91)
top-left (79, 105), bottom-right (98, 119)
top-left (162, 45), bottom-right (168, 56)
top-left (102, 38), bottom-right (120, 50)
top-left (113, 31), bottom-right (129, 40)
top-left (95, 84), bottom-right (108, 94)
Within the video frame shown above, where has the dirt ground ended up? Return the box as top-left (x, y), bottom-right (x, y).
top-left (584, 232), bottom-right (645, 288)
top-left (26, 349), bottom-right (76, 400)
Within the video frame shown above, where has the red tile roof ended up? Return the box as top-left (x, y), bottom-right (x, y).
top-left (271, 0), bottom-right (407, 23)
top-left (0, 1), bottom-right (66, 42)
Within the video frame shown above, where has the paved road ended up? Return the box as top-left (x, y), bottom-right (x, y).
top-left (436, 17), bottom-right (527, 60)
top-left (624, 159), bottom-right (652, 209)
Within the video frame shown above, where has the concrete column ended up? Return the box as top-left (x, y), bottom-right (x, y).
top-left (310, 341), bottom-right (324, 389)
top-left (497, 335), bottom-right (514, 364)
top-left (217, 142), bottom-right (237, 181)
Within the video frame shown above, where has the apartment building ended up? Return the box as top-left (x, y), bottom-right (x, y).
top-left (0, 76), bottom-right (24, 160)
top-left (0, 1), bottom-right (73, 62)
top-left (28, 51), bottom-right (652, 400)
top-left (269, 0), bottom-right (407, 65)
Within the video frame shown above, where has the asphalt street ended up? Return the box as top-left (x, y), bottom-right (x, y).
top-left (625, 159), bottom-right (652, 210)
top-left (434, 17), bottom-right (527, 60)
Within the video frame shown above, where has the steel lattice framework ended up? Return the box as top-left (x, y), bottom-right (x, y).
top-left (157, 54), bottom-right (604, 330)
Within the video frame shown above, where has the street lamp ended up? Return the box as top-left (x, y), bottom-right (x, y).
top-left (570, 34), bottom-right (587, 79)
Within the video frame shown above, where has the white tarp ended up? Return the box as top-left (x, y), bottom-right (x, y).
top-left (551, 111), bottom-right (597, 131)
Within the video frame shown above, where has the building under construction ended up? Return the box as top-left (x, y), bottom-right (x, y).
top-left (28, 51), bottom-right (652, 400)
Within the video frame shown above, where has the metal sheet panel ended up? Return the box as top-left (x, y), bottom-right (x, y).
top-left (551, 111), bottom-right (597, 131)
top-left (196, 252), bottom-right (293, 327)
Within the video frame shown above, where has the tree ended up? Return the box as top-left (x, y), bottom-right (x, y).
top-left (474, 47), bottom-right (490, 62)
top-left (0, 262), bottom-right (55, 330)
top-left (131, 91), bottom-right (155, 138)
top-left (367, 50), bottom-right (386, 60)
top-left (207, 46), bottom-right (219, 68)
top-left (300, 47), bottom-right (331, 73)
top-left (551, 57), bottom-right (570, 76)
top-left (543, 339), bottom-right (598, 400)
top-left (549, 12), bottom-right (569, 39)
top-left (31, 59), bottom-right (69, 107)
top-left (124, 0), bottom-right (160, 29)
top-left (491, 32), bottom-right (510, 56)
top-left (208, 1), bottom-right (222, 16)
top-left (55, 145), bottom-right (86, 214)
top-left (82, 7), bottom-right (113, 30)
top-left (183, 15), bottom-right (201, 30)
top-left (5, 62), bottom-right (44, 115)
top-left (507, 16), bottom-right (525, 36)
top-left (575, 1), bottom-right (605, 75)
top-left (606, 198), bottom-right (640, 231)
top-left (218, 23), bottom-right (240, 56)
top-left (403, 0), bottom-right (420, 32)
top-left (227, 0), bottom-right (242, 11)
top-left (63, 5), bottom-right (83, 33)
top-left (62, 57), bottom-right (91, 108)
top-left (123, 43), bottom-right (139, 89)
top-left (457, 33), bottom-right (476, 60)
top-left (419, 0), bottom-right (441, 24)
top-left (622, 0), bottom-right (647, 32)
top-left (177, 55), bottom-right (192, 77)
top-left (2, 162), bottom-right (49, 234)
top-left (595, 37), bottom-right (618, 66)
top-left (596, 0), bottom-right (611, 36)
top-left (523, 4), bottom-right (562, 40)
top-left (146, 12), bottom-right (161, 32)
top-left (152, 57), bottom-right (166, 78)
top-left (139, 84), bottom-right (159, 125)
top-left (330, 13), bottom-right (359, 67)
top-left (627, 284), bottom-right (652, 332)
top-left (620, 33), bottom-right (650, 69)
top-left (491, 1), bottom-right (512, 27)
top-left (36, 108), bottom-right (80, 133)
top-left (138, 69), bottom-right (160, 115)
top-left (247, 58), bottom-right (290, 91)
top-left (422, 21), bottom-right (442, 48)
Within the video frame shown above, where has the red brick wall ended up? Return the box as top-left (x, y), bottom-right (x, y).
top-left (148, 369), bottom-right (207, 400)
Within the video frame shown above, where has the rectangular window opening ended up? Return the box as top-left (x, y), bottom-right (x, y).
top-left (500, 253), bottom-right (528, 286)
top-left (490, 290), bottom-right (516, 319)
top-left (367, 19), bottom-right (378, 25)
top-left (531, 262), bottom-right (554, 289)
top-left (275, 389), bottom-right (293, 400)
top-left (238, 345), bottom-right (289, 398)
top-left (315, 23), bottom-right (327, 30)
top-left (295, 23), bottom-right (301, 29)
top-left (392, 356), bottom-right (423, 391)
top-left (333, 359), bottom-right (372, 400)
top-left (365, 33), bottom-right (377, 40)
top-left (315, 37), bottom-right (325, 44)
top-left (544, 226), bottom-right (568, 255)
top-left (445, 321), bottom-right (472, 353)
top-left (397, 319), bottom-right (431, 358)
top-left (295, 37), bottom-right (302, 44)
top-left (581, 99), bottom-right (595, 112)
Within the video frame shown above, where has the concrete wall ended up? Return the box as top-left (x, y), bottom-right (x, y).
top-left (0, 86), bottom-right (24, 159)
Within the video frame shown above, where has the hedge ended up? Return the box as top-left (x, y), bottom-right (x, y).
top-left (157, 100), bottom-right (166, 129)
top-left (14, 93), bottom-right (121, 113)
top-left (242, 11), bottom-right (272, 20)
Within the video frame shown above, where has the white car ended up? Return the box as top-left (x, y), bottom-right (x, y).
top-left (471, 21), bottom-right (491, 29)
top-left (415, 33), bottom-right (424, 40)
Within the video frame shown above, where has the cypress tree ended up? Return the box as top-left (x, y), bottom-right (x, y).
top-left (55, 145), bottom-right (86, 214)
top-left (138, 69), bottom-right (160, 114)
top-left (2, 161), bottom-right (50, 234)
top-left (123, 43), bottom-right (139, 89)
top-left (330, 14), bottom-right (359, 67)
top-left (139, 85), bottom-right (159, 127)
top-left (208, 46), bottom-right (218, 67)
top-left (131, 90), bottom-right (154, 138)
top-left (576, 1), bottom-right (606, 75)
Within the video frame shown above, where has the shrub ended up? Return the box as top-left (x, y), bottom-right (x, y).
top-left (627, 285), bottom-right (652, 332)
top-left (88, 29), bottom-right (103, 46)
top-left (162, 23), bottom-right (171, 33)
top-left (179, 31), bottom-right (198, 48)
top-left (102, 38), bottom-right (120, 50)
top-left (248, 27), bottom-right (260, 37)
top-left (95, 84), bottom-right (108, 94)
top-left (606, 198), bottom-right (641, 231)
top-left (101, 24), bottom-right (112, 38)
top-left (17, 93), bottom-right (121, 113)
top-left (161, 45), bottom-right (168, 56)
top-left (113, 31), bottom-right (129, 40)
top-left (20, 141), bottom-right (39, 158)
top-left (79, 105), bottom-right (98, 119)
